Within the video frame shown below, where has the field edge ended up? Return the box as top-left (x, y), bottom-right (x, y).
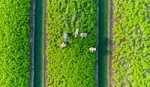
top-left (29, 0), bottom-right (36, 86)
top-left (43, 0), bottom-right (47, 87)
top-left (107, 0), bottom-right (113, 87)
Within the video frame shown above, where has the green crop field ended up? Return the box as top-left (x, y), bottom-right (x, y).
top-left (112, 0), bottom-right (150, 86)
top-left (0, 0), bottom-right (30, 86)
top-left (46, 0), bottom-right (96, 87)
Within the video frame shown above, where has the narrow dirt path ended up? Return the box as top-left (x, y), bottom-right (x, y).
top-left (108, 0), bottom-right (114, 87)
top-left (29, 0), bottom-right (35, 87)
top-left (43, 0), bottom-right (47, 87)
top-left (96, 0), bottom-right (99, 87)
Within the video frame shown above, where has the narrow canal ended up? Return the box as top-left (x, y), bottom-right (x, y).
top-left (99, 0), bottom-right (108, 87)
top-left (34, 0), bottom-right (43, 86)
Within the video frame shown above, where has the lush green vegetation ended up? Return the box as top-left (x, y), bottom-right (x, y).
top-left (0, 0), bottom-right (30, 86)
top-left (46, 0), bottom-right (96, 86)
top-left (112, 0), bottom-right (150, 86)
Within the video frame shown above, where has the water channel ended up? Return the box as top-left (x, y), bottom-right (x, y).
top-left (98, 0), bottom-right (108, 87)
top-left (34, 0), bottom-right (43, 86)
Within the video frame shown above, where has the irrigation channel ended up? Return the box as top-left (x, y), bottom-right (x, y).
top-left (33, 0), bottom-right (108, 87)
top-left (98, 0), bottom-right (108, 87)
top-left (34, 0), bottom-right (43, 86)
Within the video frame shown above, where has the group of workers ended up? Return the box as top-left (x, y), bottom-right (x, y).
top-left (60, 29), bottom-right (96, 52)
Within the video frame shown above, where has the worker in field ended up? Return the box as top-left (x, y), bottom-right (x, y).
top-left (60, 32), bottom-right (69, 48)
top-left (60, 42), bottom-right (67, 48)
top-left (75, 28), bottom-right (79, 37)
top-left (64, 32), bottom-right (69, 42)
top-left (89, 47), bottom-right (96, 52)
top-left (60, 31), bottom-right (88, 48)
top-left (80, 33), bottom-right (87, 38)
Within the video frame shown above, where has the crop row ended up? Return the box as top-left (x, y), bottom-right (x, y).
top-left (0, 0), bottom-right (30, 86)
top-left (46, 0), bottom-right (96, 87)
top-left (112, 0), bottom-right (150, 86)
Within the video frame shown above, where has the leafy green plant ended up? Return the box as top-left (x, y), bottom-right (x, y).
top-left (112, 0), bottom-right (150, 86)
top-left (0, 0), bottom-right (30, 86)
top-left (46, 0), bottom-right (96, 87)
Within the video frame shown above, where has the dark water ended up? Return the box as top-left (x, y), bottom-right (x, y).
top-left (34, 0), bottom-right (43, 86)
top-left (98, 0), bottom-right (108, 87)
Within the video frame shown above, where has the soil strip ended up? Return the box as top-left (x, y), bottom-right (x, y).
top-left (43, 0), bottom-right (47, 87)
top-left (29, 0), bottom-right (36, 87)
top-left (96, 0), bottom-right (99, 87)
top-left (108, 0), bottom-right (114, 87)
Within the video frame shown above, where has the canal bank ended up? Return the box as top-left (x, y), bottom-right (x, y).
top-left (98, 0), bottom-right (108, 87)
top-left (43, 0), bottom-right (47, 87)
top-left (108, 0), bottom-right (113, 86)
top-left (29, 0), bottom-right (35, 86)
top-left (34, 0), bottom-right (43, 87)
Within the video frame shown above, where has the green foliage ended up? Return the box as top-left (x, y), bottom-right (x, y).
top-left (46, 0), bottom-right (96, 87)
top-left (0, 0), bottom-right (30, 86)
top-left (112, 0), bottom-right (150, 86)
